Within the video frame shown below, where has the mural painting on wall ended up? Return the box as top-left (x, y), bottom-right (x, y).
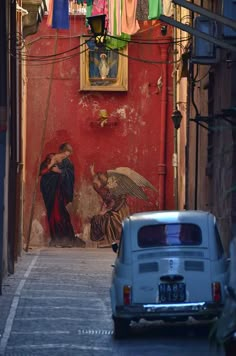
top-left (80, 37), bottom-right (128, 91)
top-left (89, 47), bottom-right (118, 84)
top-left (89, 165), bottom-right (158, 246)
top-left (39, 142), bottom-right (84, 248)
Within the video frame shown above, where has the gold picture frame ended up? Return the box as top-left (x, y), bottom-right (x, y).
top-left (80, 37), bottom-right (128, 91)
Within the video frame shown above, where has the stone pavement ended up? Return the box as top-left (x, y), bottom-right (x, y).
top-left (0, 247), bottom-right (225, 356)
top-left (0, 247), bottom-right (115, 356)
top-left (0, 249), bottom-right (42, 351)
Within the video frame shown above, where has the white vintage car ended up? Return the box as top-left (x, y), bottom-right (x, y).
top-left (110, 210), bottom-right (229, 338)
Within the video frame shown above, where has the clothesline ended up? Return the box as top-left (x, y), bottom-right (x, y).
top-left (46, 1), bottom-right (173, 35)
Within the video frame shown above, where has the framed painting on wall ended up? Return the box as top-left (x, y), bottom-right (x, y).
top-left (80, 37), bottom-right (128, 91)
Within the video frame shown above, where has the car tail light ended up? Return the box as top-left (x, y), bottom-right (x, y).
top-left (212, 282), bottom-right (221, 302)
top-left (123, 285), bottom-right (132, 305)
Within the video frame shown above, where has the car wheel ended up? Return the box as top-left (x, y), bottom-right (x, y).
top-left (113, 317), bottom-right (130, 339)
top-left (224, 337), bottom-right (236, 356)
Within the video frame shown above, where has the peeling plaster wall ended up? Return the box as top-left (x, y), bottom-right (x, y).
top-left (23, 17), bottom-right (174, 246)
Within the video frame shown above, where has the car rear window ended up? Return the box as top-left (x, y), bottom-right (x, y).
top-left (138, 223), bottom-right (202, 247)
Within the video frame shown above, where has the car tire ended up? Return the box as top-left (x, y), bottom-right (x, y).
top-left (113, 317), bottom-right (130, 339)
top-left (224, 338), bottom-right (236, 356)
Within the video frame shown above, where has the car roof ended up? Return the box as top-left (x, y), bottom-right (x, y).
top-left (125, 210), bottom-right (215, 225)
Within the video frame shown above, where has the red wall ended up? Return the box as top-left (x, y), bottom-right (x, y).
top-left (24, 16), bottom-right (174, 246)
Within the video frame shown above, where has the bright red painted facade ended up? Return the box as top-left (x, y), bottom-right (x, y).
top-left (24, 16), bottom-right (174, 246)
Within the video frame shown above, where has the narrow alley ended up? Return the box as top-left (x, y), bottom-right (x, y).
top-left (1, 1), bottom-right (236, 354)
top-left (0, 248), bottom-right (223, 356)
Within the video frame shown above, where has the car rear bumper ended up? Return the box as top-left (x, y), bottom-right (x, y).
top-left (115, 302), bottom-right (223, 321)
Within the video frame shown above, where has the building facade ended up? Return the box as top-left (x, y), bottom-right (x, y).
top-left (23, 12), bottom-right (175, 248)
top-left (0, 0), bottom-right (46, 293)
top-left (4, 0), bottom-right (236, 293)
top-left (163, 0), bottom-right (236, 251)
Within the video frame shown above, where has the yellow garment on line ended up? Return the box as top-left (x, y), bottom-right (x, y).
top-left (122, 0), bottom-right (140, 35)
top-left (163, 0), bottom-right (174, 17)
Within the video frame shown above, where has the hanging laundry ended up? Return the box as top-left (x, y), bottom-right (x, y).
top-left (91, 0), bottom-right (109, 28)
top-left (46, 0), bottom-right (54, 27)
top-left (148, 0), bottom-right (162, 20)
top-left (106, 0), bottom-right (130, 50)
top-left (86, 2), bottom-right (93, 18)
top-left (162, 0), bottom-right (174, 17)
top-left (106, 32), bottom-right (130, 50)
top-left (122, 0), bottom-right (140, 35)
top-left (109, 0), bottom-right (122, 36)
top-left (136, 0), bottom-right (149, 22)
top-left (92, 0), bottom-right (108, 21)
top-left (47, 0), bottom-right (69, 29)
top-left (77, 0), bottom-right (91, 4)
top-left (86, 0), bottom-right (94, 4)
top-left (91, 0), bottom-right (108, 15)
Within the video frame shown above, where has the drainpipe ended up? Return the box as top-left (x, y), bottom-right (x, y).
top-left (185, 0), bottom-right (195, 210)
top-left (193, 85), bottom-right (199, 210)
top-left (16, 5), bottom-right (24, 257)
top-left (173, 6), bottom-right (178, 209)
top-left (158, 42), bottom-right (169, 210)
top-left (0, 0), bottom-right (7, 294)
top-left (192, 0), bottom-right (199, 211)
top-left (8, 0), bottom-right (17, 274)
top-left (185, 72), bottom-right (191, 210)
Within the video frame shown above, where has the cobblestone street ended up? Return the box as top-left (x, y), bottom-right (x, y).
top-left (0, 248), bottom-right (224, 355)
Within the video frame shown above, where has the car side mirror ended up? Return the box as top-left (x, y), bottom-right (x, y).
top-left (111, 242), bottom-right (118, 253)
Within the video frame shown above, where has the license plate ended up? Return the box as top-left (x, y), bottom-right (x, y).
top-left (159, 283), bottom-right (186, 303)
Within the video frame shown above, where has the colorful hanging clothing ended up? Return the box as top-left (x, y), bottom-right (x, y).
top-left (105, 0), bottom-right (130, 50)
top-left (108, 0), bottom-right (122, 36)
top-left (91, 0), bottom-right (108, 14)
top-left (86, 4), bottom-right (93, 17)
top-left (47, 0), bottom-right (69, 29)
top-left (91, 0), bottom-right (109, 28)
top-left (106, 33), bottom-right (130, 50)
top-left (136, 0), bottom-right (149, 21)
top-left (163, 0), bottom-right (174, 17)
top-left (148, 0), bottom-right (162, 20)
top-left (121, 0), bottom-right (140, 35)
top-left (77, 0), bottom-right (93, 4)
top-left (46, 0), bottom-right (54, 27)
